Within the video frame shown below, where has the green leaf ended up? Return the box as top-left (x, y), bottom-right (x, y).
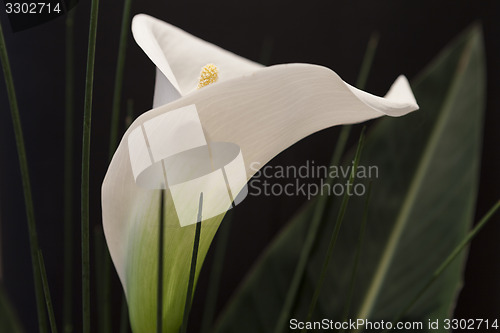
top-left (215, 24), bottom-right (485, 333)
top-left (0, 284), bottom-right (24, 333)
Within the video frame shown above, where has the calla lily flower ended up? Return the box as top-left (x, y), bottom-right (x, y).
top-left (102, 14), bottom-right (418, 332)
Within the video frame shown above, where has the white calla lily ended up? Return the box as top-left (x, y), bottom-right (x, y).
top-left (102, 14), bottom-right (418, 332)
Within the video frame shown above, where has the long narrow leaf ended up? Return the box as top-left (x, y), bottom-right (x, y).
top-left (0, 17), bottom-right (47, 333)
top-left (63, 7), bottom-right (76, 333)
top-left (81, 0), bottom-right (100, 331)
top-left (38, 251), bottom-right (58, 333)
top-left (180, 194), bottom-right (203, 333)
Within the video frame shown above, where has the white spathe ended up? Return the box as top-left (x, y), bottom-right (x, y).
top-left (102, 13), bottom-right (419, 332)
top-left (128, 103), bottom-right (248, 227)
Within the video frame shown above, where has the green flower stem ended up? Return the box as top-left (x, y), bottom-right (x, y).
top-left (81, 0), bottom-right (100, 331)
top-left (200, 211), bottom-right (233, 333)
top-left (101, 2), bottom-right (134, 328)
top-left (274, 33), bottom-right (379, 333)
top-left (301, 127), bottom-right (366, 332)
top-left (108, 0), bottom-right (133, 157)
top-left (63, 7), bottom-right (76, 333)
top-left (38, 251), bottom-right (58, 333)
top-left (0, 18), bottom-right (48, 333)
top-left (180, 194), bottom-right (203, 333)
top-left (383, 199), bottom-right (500, 333)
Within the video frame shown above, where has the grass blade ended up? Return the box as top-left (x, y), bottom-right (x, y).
top-left (200, 211), bottom-right (233, 333)
top-left (355, 33), bottom-right (379, 90)
top-left (0, 17), bottom-right (47, 333)
top-left (302, 127), bottom-right (366, 330)
top-left (81, 0), bottom-right (100, 331)
top-left (341, 182), bottom-right (372, 326)
top-left (38, 251), bottom-right (58, 333)
top-left (180, 193), bottom-right (203, 333)
top-left (63, 7), bottom-right (76, 333)
top-left (274, 124), bottom-right (351, 333)
top-left (274, 33), bottom-right (378, 333)
top-left (101, 3), bottom-right (134, 326)
top-left (108, 0), bottom-right (133, 157)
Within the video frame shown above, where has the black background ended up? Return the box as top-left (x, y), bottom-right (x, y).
top-left (0, 0), bottom-right (499, 332)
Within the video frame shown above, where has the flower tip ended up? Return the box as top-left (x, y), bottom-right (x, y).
top-left (197, 64), bottom-right (219, 89)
